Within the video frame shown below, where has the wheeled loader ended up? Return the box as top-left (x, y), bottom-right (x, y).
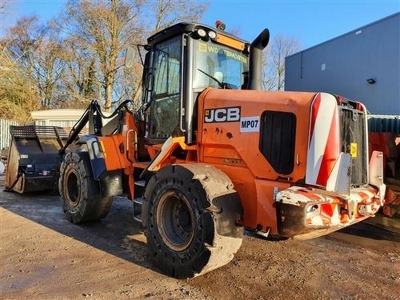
top-left (7, 22), bottom-right (386, 278)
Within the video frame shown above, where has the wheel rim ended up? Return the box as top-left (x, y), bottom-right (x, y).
top-left (156, 190), bottom-right (195, 252)
top-left (65, 169), bottom-right (80, 207)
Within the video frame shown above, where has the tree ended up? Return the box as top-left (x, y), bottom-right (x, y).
top-left (143, 0), bottom-right (208, 33)
top-left (0, 17), bottom-right (45, 120)
top-left (0, 0), bottom-right (211, 114)
top-left (56, 35), bottom-right (101, 108)
top-left (56, 0), bottom-right (209, 111)
top-left (0, 0), bottom-right (11, 15)
top-left (2, 16), bottom-right (67, 110)
top-left (59, 0), bottom-right (144, 111)
top-left (262, 34), bottom-right (301, 91)
top-left (0, 40), bottom-right (37, 121)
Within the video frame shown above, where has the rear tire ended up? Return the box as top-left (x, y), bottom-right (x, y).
top-left (144, 164), bottom-right (243, 278)
top-left (59, 151), bottom-right (113, 223)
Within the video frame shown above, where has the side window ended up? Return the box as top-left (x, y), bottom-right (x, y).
top-left (259, 111), bottom-right (296, 174)
top-left (153, 53), bottom-right (180, 97)
top-left (150, 36), bottom-right (182, 139)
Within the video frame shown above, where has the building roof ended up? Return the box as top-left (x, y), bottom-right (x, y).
top-left (287, 12), bottom-right (400, 59)
top-left (31, 109), bottom-right (85, 121)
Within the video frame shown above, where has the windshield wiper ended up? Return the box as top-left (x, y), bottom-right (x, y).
top-left (198, 68), bottom-right (228, 89)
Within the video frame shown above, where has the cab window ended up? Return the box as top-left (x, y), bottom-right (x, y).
top-left (150, 35), bottom-right (182, 139)
top-left (193, 40), bottom-right (248, 90)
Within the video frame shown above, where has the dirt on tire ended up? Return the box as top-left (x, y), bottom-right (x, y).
top-left (145, 164), bottom-right (243, 278)
top-left (1, 174), bottom-right (399, 299)
top-left (59, 151), bottom-right (114, 223)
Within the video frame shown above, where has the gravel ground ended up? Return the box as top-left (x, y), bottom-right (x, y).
top-left (1, 175), bottom-right (399, 299)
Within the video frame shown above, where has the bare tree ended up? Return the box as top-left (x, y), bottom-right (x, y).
top-left (0, 38), bottom-right (38, 121)
top-left (58, 0), bottom-right (144, 111)
top-left (0, 0), bottom-right (11, 15)
top-left (56, 34), bottom-right (101, 108)
top-left (3, 16), bottom-right (67, 109)
top-left (143, 0), bottom-right (209, 33)
top-left (55, 0), bottom-right (209, 111)
top-left (1, 0), bottom-right (210, 114)
top-left (262, 34), bottom-right (301, 91)
top-left (0, 17), bottom-right (44, 119)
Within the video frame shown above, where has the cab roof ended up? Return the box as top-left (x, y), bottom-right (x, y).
top-left (147, 22), bottom-right (248, 46)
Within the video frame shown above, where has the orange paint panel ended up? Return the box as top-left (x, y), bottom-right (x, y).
top-left (98, 136), bottom-right (125, 171)
top-left (253, 179), bottom-right (290, 234)
top-left (196, 88), bottom-right (317, 231)
top-left (197, 88), bottom-right (314, 183)
top-left (203, 146), bottom-right (246, 167)
top-left (218, 163), bottom-right (290, 233)
top-left (212, 165), bottom-right (257, 227)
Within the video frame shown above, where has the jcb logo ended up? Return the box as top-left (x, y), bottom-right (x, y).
top-left (204, 107), bottom-right (241, 123)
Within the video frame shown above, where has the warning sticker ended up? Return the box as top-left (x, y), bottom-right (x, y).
top-left (240, 116), bottom-right (260, 133)
top-left (350, 143), bottom-right (358, 158)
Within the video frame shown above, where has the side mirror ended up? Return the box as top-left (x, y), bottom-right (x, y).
top-left (125, 47), bottom-right (135, 68)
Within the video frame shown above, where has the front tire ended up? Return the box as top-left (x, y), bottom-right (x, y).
top-left (59, 151), bottom-right (113, 223)
top-left (144, 164), bottom-right (243, 278)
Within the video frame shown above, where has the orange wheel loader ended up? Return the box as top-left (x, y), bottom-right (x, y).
top-left (57, 22), bottom-right (386, 278)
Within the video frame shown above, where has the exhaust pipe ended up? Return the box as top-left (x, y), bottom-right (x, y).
top-left (247, 29), bottom-right (270, 90)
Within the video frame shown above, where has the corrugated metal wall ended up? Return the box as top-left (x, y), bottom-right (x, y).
top-left (368, 115), bottom-right (400, 134)
top-left (0, 119), bottom-right (19, 151)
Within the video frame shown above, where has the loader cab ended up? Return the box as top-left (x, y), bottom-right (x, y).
top-left (141, 22), bottom-right (251, 145)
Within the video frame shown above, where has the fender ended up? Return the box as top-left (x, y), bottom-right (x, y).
top-left (141, 136), bottom-right (197, 177)
top-left (84, 136), bottom-right (107, 180)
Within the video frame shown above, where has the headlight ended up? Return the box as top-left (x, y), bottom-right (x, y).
top-left (208, 31), bottom-right (217, 39)
top-left (196, 28), bottom-right (206, 38)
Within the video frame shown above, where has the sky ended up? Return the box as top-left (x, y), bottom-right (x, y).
top-left (1, 0), bottom-right (399, 50)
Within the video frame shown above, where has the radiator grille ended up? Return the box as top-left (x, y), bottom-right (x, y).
top-left (339, 108), bottom-right (368, 186)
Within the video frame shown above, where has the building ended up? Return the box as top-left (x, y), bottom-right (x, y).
top-left (31, 109), bottom-right (85, 128)
top-left (0, 109), bottom-right (87, 155)
top-left (285, 12), bottom-right (400, 115)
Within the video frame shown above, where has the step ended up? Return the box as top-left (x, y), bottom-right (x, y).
top-left (133, 197), bottom-right (147, 223)
top-left (134, 180), bottom-right (145, 188)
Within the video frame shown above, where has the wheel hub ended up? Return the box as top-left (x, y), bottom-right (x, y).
top-left (157, 190), bottom-right (195, 252)
top-left (65, 169), bottom-right (80, 207)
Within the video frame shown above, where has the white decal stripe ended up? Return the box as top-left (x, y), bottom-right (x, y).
top-left (306, 93), bottom-right (336, 184)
